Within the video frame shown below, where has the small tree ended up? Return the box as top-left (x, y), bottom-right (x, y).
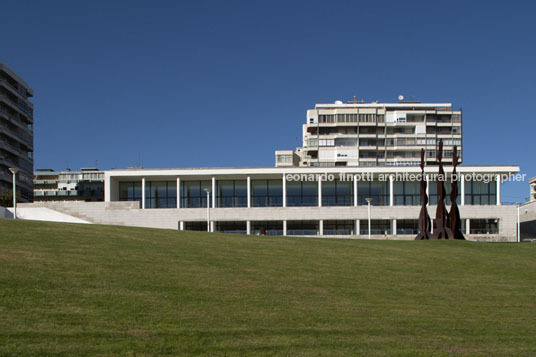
top-left (0, 190), bottom-right (20, 207)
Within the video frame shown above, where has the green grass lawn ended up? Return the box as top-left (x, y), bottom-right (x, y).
top-left (0, 218), bottom-right (535, 356)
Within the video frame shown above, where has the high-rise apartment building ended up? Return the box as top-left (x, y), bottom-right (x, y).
top-left (0, 62), bottom-right (34, 202)
top-left (276, 98), bottom-right (462, 168)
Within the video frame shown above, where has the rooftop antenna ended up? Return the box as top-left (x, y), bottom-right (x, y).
top-left (137, 152), bottom-right (142, 168)
top-left (353, 96), bottom-right (357, 103)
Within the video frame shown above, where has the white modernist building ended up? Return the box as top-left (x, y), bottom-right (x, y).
top-left (37, 164), bottom-right (515, 242)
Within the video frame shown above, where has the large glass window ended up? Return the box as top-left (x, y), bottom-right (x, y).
top-left (119, 181), bottom-right (142, 205)
top-left (359, 219), bottom-right (391, 235)
top-left (287, 220), bottom-right (319, 235)
top-left (145, 181), bottom-right (177, 208)
top-left (429, 180), bottom-right (461, 205)
top-left (323, 220), bottom-right (355, 235)
top-left (183, 221), bottom-right (207, 231)
top-left (397, 220), bottom-right (419, 235)
top-left (465, 180), bottom-right (496, 205)
top-left (357, 181), bottom-right (389, 206)
top-left (252, 179), bottom-right (282, 207)
top-left (215, 221), bottom-right (247, 234)
top-left (286, 181), bottom-right (318, 207)
top-left (394, 181), bottom-right (420, 206)
top-left (252, 221), bottom-right (283, 236)
top-left (470, 219), bottom-right (499, 234)
top-left (181, 180), bottom-right (211, 208)
top-left (322, 180), bottom-right (353, 206)
top-left (216, 180), bottom-right (247, 207)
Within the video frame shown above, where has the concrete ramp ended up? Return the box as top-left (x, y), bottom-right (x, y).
top-left (7, 207), bottom-right (92, 224)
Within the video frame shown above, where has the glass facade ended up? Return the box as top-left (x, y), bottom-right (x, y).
top-left (323, 220), bottom-right (355, 235)
top-left (397, 219), bottom-right (419, 235)
top-left (360, 219), bottom-right (391, 235)
top-left (286, 181), bottom-right (318, 207)
top-left (252, 221), bottom-right (283, 235)
top-left (322, 180), bottom-right (353, 206)
top-left (217, 180), bottom-right (247, 207)
top-left (465, 180), bottom-right (496, 205)
top-left (215, 221), bottom-right (247, 234)
top-left (184, 221), bottom-right (207, 231)
top-left (181, 180), bottom-right (212, 208)
top-left (470, 219), bottom-right (499, 234)
top-left (357, 181), bottom-right (389, 206)
top-left (287, 220), bottom-right (319, 235)
top-left (429, 180), bottom-right (461, 205)
top-left (145, 181), bottom-right (177, 208)
top-left (252, 179), bottom-right (282, 207)
top-left (119, 181), bottom-right (142, 205)
top-left (394, 181), bottom-right (419, 206)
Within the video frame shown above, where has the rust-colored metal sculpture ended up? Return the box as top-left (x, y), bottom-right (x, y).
top-left (415, 148), bottom-right (431, 240)
top-left (432, 140), bottom-right (454, 239)
top-left (448, 146), bottom-right (465, 240)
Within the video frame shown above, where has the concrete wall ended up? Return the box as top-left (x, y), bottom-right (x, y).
top-left (17, 201), bottom-right (518, 242)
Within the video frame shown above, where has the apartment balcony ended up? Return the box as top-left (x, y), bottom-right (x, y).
top-left (0, 109), bottom-right (34, 137)
top-left (0, 79), bottom-right (34, 109)
top-left (0, 95), bottom-right (33, 120)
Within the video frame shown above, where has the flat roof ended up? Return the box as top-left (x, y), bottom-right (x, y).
top-left (106, 165), bottom-right (520, 178)
top-left (315, 102), bottom-right (453, 109)
top-left (0, 61), bottom-right (34, 96)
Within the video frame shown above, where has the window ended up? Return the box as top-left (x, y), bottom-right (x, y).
top-left (252, 179), bottom-right (282, 207)
top-left (145, 181), bottom-right (177, 208)
top-left (429, 180), bottom-right (461, 205)
top-left (360, 220), bottom-right (391, 235)
top-left (394, 181), bottom-right (420, 206)
top-left (217, 180), bottom-right (247, 207)
top-left (464, 180), bottom-right (496, 205)
top-left (324, 220), bottom-right (354, 235)
top-left (286, 181), bottom-right (318, 206)
top-left (470, 219), bottom-right (499, 234)
top-left (287, 220), bottom-right (319, 235)
top-left (183, 221), bottom-right (207, 231)
top-left (397, 220), bottom-right (419, 235)
top-left (181, 180), bottom-right (212, 208)
top-left (358, 181), bottom-right (389, 206)
top-left (252, 221), bottom-right (283, 235)
top-left (322, 180), bottom-right (353, 206)
top-left (119, 181), bottom-right (142, 206)
top-left (215, 221), bottom-right (247, 234)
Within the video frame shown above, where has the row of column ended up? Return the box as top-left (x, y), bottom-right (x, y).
top-left (140, 174), bottom-right (502, 209)
top-left (180, 218), bottom-right (475, 236)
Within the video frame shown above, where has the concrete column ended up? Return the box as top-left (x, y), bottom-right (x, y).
top-left (389, 175), bottom-right (394, 206)
top-left (247, 176), bottom-right (251, 208)
top-left (179, 221), bottom-right (184, 230)
top-left (355, 219), bottom-right (360, 236)
top-left (141, 177), bottom-right (146, 209)
top-left (104, 173), bottom-right (111, 202)
top-left (283, 220), bottom-right (287, 236)
top-left (466, 219), bottom-right (470, 235)
top-left (392, 219), bottom-right (397, 236)
top-left (319, 220), bottom-right (323, 236)
top-left (210, 221), bottom-right (214, 233)
top-left (496, 174), bottom-right (501, 206)
top-left (318, 177), bottom-right (322, 207)
top-left (353, 176), bottom-right (358, 206)
top-left (246, 220), bottom-right (251, 235)
top-left (460, 174), bottom-right (465, 206)
top-left (282, 173), bottom-right (287, 208)
top-left (176, 177), bottom-right (181, 208)
top-left (212, 177), bottom-right (216, 209)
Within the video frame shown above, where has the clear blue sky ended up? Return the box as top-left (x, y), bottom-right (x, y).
top-left (2, 0), bottom-right (534, 202)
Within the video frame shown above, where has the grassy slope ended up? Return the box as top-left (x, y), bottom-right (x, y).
top-left (0, 218), bottom-right (535, 356)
